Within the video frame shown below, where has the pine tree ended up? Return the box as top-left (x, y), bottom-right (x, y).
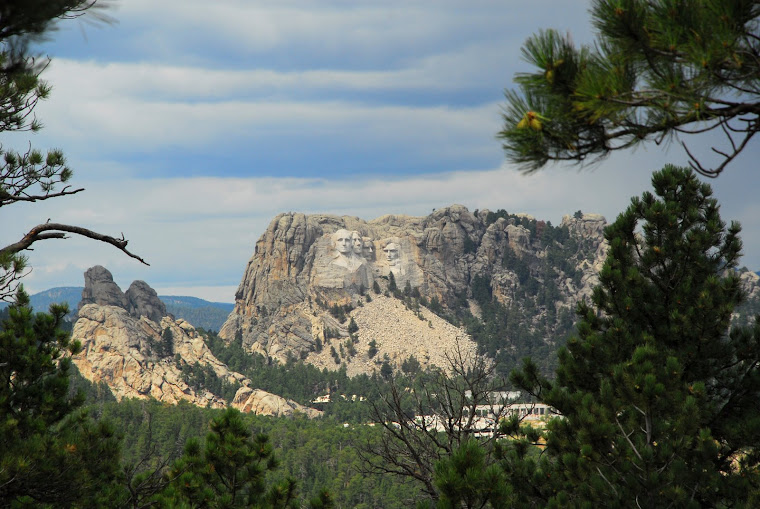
top-left (498, 1), bottom-right (760, 177)
top-left (419, 440), bottom-right (510, 509)
top-left (163, 408), bottom-right (300, 508)
top-left (404, 280), bottom-right (413, 297)
top-left (388, 272), bottom-right (398, 295)
top-left (0, 288), bottom-right (123, 506)
top-left (159, 327), bottom-right (174, 358)
top-left (503, 165), bottom-right (760, 507)
top-left (380, 361), bottom-right (393, 380)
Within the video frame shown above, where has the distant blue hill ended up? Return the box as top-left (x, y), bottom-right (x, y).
top-left (1, 287), bottom-right (234, 332)
top-left (161, 296), bottom-right (234, 332)
top-left (0, 287), bottom-right (84, 314)
top-left (160, 295), bottom-right (234, 311)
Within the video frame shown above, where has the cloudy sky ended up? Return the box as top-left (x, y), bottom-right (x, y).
top-left (3, 0), bottom-right (759, 302)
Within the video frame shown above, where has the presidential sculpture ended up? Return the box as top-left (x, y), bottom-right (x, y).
top-left (351, 231), bottom-right (363, 256)
top-left (331, 229), bottom-right (364, 271)
top-left (316, 228), bottom-right (419, 293)
top-left (383, 241), bottom-right (402, 276)
top-left (362, 237), bottom-right (375, 261)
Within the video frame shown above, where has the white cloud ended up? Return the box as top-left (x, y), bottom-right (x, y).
top-left (0, 157), bottom-right (672, 301)
top-left (7, 0), bottom-right (758, 305)
top-left (6, 145), bottom-right (760, 303)
top-left (33, 59), bottom-right (502, 159)
top-left (114, 0), bottom-right (558, 60)
top-left (45, 50), bottom-right (510, 101)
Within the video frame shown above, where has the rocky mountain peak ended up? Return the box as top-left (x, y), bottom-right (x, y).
top-left (125, 280), bottom-right (167, 324)
top-left (78, 265), bottom-right (128, 313)
top-left (218, 205), bottom-right (613, 375)
top-left (560, 212), bottom-right (607, 238)
top-left (78, 266), bottom-right (170, 324)
top-left (72, 266), bottom-right (322, 418)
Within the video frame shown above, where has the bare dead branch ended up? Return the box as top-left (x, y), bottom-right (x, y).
top-left (360, 342), bottom-right (514, 503)
top-left (683, 125), bottom-right (758, 178)
top-left (1, 222), bottom-right (149, 266)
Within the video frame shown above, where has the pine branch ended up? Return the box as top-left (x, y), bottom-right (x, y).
top-left (0, 186), bottom-right (85, 206)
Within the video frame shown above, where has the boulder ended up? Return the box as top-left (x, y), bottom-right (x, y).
top-left (78, 265), bottom-right (128, 313)
top-left (126, 280), bottom-right (168, 323)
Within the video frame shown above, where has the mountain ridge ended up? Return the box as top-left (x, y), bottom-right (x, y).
top-left (71, 266), bottom-right (321, 418)
top-left (219, 205), bottom-right (609, 375)
top-left (8, 204), bottom-right (760, 417)
top-left (218, 204), bottom-right (760, 377)
top-left (0, 287), bottom-right (233, 331)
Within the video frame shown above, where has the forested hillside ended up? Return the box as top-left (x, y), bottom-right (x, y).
top-left (3, 0), bottom-right (760, 506)
top-left (161, 297), bottom-right (234, 332)
top-left (67, 356), bottom-right (422, 507)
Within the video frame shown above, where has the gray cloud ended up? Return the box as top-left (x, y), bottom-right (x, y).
top-left (6, 0), bottom-right (758, 302)
top-left (11, 153), bottom-right (745, 302)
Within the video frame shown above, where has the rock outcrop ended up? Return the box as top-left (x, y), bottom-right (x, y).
top-left (78, 267), bottom-right (170, 324)
top-left (557, 213), bottom-right (609, 304)
top-left (303, 294), bottom-right (476, 377)
top-left (125, 280), bottom-right (168, 324)
top-left (72, 269), bottom-right (321, 418)
top-left (219, 206), bottom-right (611, 372)
top-left (233, 387), bottom-right (320, 416)
top-left (78, 265), bottom-right (128, 312)
top-left (739, 269), bottom-right (760, 301)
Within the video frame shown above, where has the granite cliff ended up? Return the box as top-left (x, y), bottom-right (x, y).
top-left (72, 202), bottom-right (760, 396)
top-left (219, 205), bottom-right (614, 374)
top-left (72, 266), bottom-right (321, 418)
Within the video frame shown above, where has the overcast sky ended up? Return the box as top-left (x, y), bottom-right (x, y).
top-left (3, 0), bottom-right (759, 303)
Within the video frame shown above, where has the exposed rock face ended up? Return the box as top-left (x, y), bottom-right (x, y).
top-left (75, 304), bottom-right (230, 407)
top-left (219, 205), bottom-right (611, 371)
top-left (78, 267), bottom-right (169, 324)
top-left (558, 213), bottom-right (609, 304)
top-left (233, 387), bottom-right (320, 416)
top-left (125, 280), bottom-right (168, 323)
top-left (304, 294), bottom-right (476, 377)
top-left (78, 265), bottom-right (128, 313)
top-left (739, 270), bottom-right (760, 301)
top-left (72, 269), bottom-right (321, 418)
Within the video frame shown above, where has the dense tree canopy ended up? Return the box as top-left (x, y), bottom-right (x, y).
top-left (0, 290), bottom-right (123, 506)
top-left (499, 165), bottom-right (760, 507)
top-left (161, 408), bottom-right (306, 508)
top-left (499, 0), bottom-right (760, 177)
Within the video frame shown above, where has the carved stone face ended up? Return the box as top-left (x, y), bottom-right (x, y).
top-left (383, 242), bottom-right (400, 264)
top-left (351, 231), bottom-right (363, 255)
top-left (362, 237), bottom-right (374, 259)
top-left (333, 229), bottom-right (352, 255)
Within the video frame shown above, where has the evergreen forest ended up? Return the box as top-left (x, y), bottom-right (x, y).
top-left (2, 1), bottom-right (760, 508)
